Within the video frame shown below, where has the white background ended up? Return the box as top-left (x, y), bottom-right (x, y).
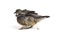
top-left (0, 0), bottom-right (60, 35)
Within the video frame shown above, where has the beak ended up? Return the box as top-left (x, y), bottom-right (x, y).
top-left (14, 12), bottom-right (16, 14)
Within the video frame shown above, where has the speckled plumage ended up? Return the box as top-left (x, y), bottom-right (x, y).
top-left (14, 9), bottom-right (50, 30)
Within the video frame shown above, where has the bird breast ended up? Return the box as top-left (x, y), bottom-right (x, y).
top-left (17, 16), bottom-right (36, 26)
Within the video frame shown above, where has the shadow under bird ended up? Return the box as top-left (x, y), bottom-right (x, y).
top-left (14, 9), bottom-right (50, 30)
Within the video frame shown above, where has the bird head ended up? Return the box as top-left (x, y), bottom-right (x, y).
top-left (14, 9), bottom-right (28, 17)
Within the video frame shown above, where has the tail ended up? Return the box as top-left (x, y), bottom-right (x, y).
top-left (39, 16), bottom-right (50, 18)
top-left (35, 16), bottom-right (50, 19)
top-left (34, 16), bottom-right (50, 22)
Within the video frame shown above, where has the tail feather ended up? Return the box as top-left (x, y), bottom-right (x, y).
top-left (39, 16), bottom-right (50, 18)
top-left (35, 16), bottom-right (50, 22)
top-left (35, 16), bottom-right (50, 19)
